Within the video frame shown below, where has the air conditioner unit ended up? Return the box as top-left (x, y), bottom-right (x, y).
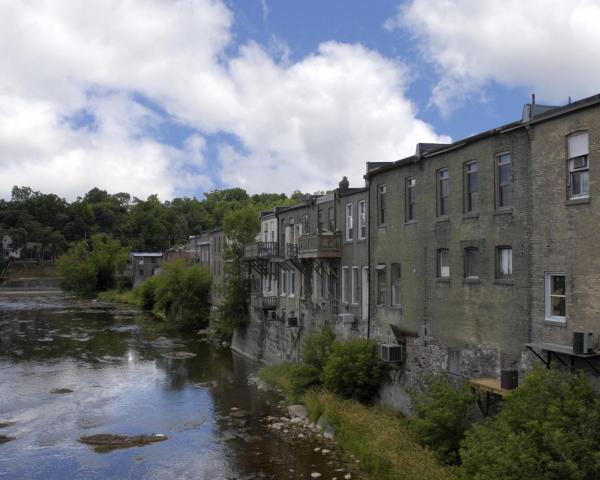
top-left (337, 313), bottom-right (355, 326)
top-left (286, 317), bottom-right (303, 328)
top-left (378, 343), bottom-right (406, 363)
top-left (573, 331), bottom-right (593, 354)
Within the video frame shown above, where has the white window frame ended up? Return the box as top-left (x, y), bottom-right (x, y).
top-left (568, 132), bottom-right (589, 199)
top-left (358, 200), bottom-right (366, 240)
top-left (496, 247), bottom-right (513, 279)
top-left (351, 266), bottom-right (359, 305)
top-left (280, 269), bottom-right (287, 296)
top-left (342, 266), bottom-right (350, 304)
top-left (346, 203), bottom-right (353, 241)
top-left (545, 272), bottom-right (566, 322)
top-left (438, 249), bottom-right (450, 278)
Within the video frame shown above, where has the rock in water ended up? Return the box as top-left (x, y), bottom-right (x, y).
top-left (51, 388), bottom-right (74, 394)
top-left (79, 433), bottom-right (168, 450)
top-left (0, 435), bottom-right (14, 444)
top-left (161, 351), bottom-right (197, 360)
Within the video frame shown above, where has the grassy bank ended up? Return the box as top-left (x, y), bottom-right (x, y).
top-left (96, 289), bottom-right (139, 305)
top-left (258, 364), bottom-right (451, 480)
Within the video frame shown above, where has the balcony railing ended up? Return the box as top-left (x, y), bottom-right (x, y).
top-left (297, 233), bottom-right (341, 259)
top-left (251, 294), bottom-right (277, 309)
top-left (243, 241), bottom-right (280, 259)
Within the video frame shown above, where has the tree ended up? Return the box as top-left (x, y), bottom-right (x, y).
top-left (459, 368), bottom-right (600, 480)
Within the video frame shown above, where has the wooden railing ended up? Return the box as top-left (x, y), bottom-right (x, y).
top-left (297, 233), bottom-right (341, 258)
top-left (243, 241), bottom-right (280, 259)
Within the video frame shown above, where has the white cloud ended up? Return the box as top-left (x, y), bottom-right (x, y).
top-left (0, 0), bottom-right (447, 199)
top-left (388, 0), bottom-right (600, 115)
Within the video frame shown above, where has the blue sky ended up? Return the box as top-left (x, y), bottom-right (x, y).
top-left (0, 0), bottom-right (597, 200)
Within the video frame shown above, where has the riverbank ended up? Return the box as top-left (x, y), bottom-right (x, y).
top-left (257, 365), bottom-right (451, 480)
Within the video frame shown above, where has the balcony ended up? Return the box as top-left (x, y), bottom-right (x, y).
top-left (251, 294), bottom-right (277, 310)
top-left (243, 241), bottom-right (280, 259)
top-left (297, 233), bottom-right (341, 259)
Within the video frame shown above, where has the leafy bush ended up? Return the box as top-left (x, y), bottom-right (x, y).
top-left (138, 275), bottom-right (159, 310)
top-left (153, 260), bottom-right (212, 331)
top-left (302, 326), bottom-right (335, 371)
top-left (303, 390), bottom-right (451, 480)
top-left (410, 376), bottom-right (476, 465)
top-left (322, 339), bottom-right (385, 403)
top-left (58, 234), bottom-right (127, 295)
top-left (459, 368), bottom-right (600, 480)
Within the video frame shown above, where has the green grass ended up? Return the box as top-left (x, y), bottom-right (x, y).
top-left (257, 362), bottom-right (297, 396)
top-left (96, 289), bottom-right (139, 305)
top-left (303, 390), bottom-right (452, 480)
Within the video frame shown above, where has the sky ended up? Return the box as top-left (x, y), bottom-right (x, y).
top-left (1, 0), bottom-right (600, 201)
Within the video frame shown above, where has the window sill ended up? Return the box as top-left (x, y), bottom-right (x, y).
top-left (544, 318), bottom-right (567, 327)
top-left (462, 213), bottom-right (479, 220)
top-left (493, 208), bottom-right (513, 216)
top-left (437, 278), bottom-right (450, 284)
top-left (566, 197), bottom-right (590, 206)
top-left (376, 304), bottom-right (386, 308)
top-left (436, 216), bottom-right (450, 223)
top-left (378, 224), bottom-right (388, 230)
top-left (494, 279), bottom-right (514, 286)
top-left (404, 219), bottom-right (417, 225)
top-left (357, 238), bottom-right (367, 243)
top-left (463, 277), bottom-right (480, 285)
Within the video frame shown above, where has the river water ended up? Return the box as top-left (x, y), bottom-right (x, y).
top-left (0, 295), bottom-right (352, 480)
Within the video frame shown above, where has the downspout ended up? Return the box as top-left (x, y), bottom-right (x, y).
top-left (367, 178), bottom-right (372, 340)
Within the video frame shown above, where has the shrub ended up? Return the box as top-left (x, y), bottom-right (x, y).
top-left (321, 338), bottom-right (385, 403)
top-left (410, 376), bottom-right (476, 465)
top-left (302, 326), bottom-right (335, 371)
top-left (138, 275), bottom-right (159, 310)
top-left (459, 368), bottom-right (600, 480)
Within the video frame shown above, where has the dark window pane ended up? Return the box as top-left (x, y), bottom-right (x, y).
top-left (551, 296), bottom-right (566, 317)
top-left (552, 275), bottom-right (565, 295)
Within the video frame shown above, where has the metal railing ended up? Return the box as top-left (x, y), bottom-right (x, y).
top-left (243, 241), bottom-right (280, 259)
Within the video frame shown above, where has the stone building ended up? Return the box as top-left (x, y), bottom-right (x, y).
top-left (229, 93), bottom-right (600, 411)
top-left (131, 252), bottom-right (163, 287)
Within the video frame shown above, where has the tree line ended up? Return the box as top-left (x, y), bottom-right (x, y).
top-left (0, 185), bottom-right (306, 258)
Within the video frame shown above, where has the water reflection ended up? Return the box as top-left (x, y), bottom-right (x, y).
top-left (0, 296), bottom-right (351, 480)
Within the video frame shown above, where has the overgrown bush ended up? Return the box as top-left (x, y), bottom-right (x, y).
top-left (153, 260), bottom-right (212, 331)
top-left (138, 275), bottom-right (159, 310)
top-left (302, 326), bottom-right (335, 371)
top-left (321, 338), bottom-right (385, 403)
top-left (459, 368), bottom-right (600, 479)
top-left (58, 234), bottom-right (128, 295)
top-left (410, 375), bottom-right (476, 465)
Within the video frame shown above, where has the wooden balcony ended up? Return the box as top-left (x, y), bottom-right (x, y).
top-left (297, 233), bottom-right (341, 259)
top-left (243, 242), bottom-right (280, 260)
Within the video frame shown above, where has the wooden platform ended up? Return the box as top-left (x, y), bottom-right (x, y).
top-left (469, 377), bottom-right (512, 398)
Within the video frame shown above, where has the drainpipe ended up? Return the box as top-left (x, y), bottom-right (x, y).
top-left (366, 178), bottom-right (372, 340)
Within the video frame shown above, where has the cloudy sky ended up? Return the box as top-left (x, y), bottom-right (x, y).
top-left (1, 0), bottom-right (599, 201)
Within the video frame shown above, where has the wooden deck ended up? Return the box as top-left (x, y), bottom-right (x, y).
top-left (469, 377), bottom-right (511, 398)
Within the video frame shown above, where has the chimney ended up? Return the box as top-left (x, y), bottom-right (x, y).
top-left (531, 93), bottom-right (536, 105)
top-left (338, 176), bottom-right (349, 192)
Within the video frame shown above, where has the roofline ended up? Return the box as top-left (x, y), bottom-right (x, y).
top-left (528, 93), bottom-right (600, 125)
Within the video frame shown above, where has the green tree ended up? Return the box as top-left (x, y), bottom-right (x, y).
top-left (459, 368), bottom-right (600, 480)
top-left (154, 260), bottom-right (212, 331)
top-left (411, 375), bottom-right (476, 465)
top-left (57, 234), bottom-right (128, 295)
top-left (321, 339), bottom-right (385, 403)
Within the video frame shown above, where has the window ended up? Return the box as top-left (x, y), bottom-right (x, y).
top-left (138, 257), bottom-right (144, 265)
top-left (300, 272), bottom-right (305, 298)
top-left (378, 185), bottom-right (387, 225)
top-left (280, 269), bottom-right (287, 295)
top-left (351, 267), bottom-right (359, 305)
top-left (303, 214), bottom-right (309, 234)
top-left (438, 169), bottom-right (449, 216)
top-left (391, 263), bottom-right (401, 307)
top-left (496, 247), bottom-right (513, 279)
top-left (438, 249), bottom-right (450, 278)
top-left (342, 266), bottom-right (350, 303)
top-left (358, 200), bottom-right (367, 239)
top-left (313, 269), bottom-right (320, 301)
top-left (138, 268), bottom-right (144, 277)
top-left (289, 271), bottom-right (295, 296)
top-left (496, 153), bottom-right (512, 208)
top-left (345, 203), bottom-right (353, 241)
top-left (464, 247), bottom-right (479, 279)
top-left (568, 132), bottom-right (589, 198)
top-left (376, 265), bottom-right (386, 305)
top-left (318, 208), bottom-right (324, 233)
top-left (406, 177), bottom-right (416, 221)
top-left (328, 207), bottom-right (335, 232)
top-left (545, 273), bottom-right (566, 321)
top-left (464, 161), bottom-right (478, 213)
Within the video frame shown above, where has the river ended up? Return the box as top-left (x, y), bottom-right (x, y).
top-left (0, 295), bottom-right (355, 480)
